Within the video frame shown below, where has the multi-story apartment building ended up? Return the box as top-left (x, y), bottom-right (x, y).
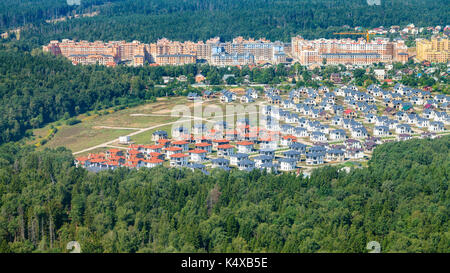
top-left (155, 54), bottom-right (197, 65)
top-left (113, 40), bottom-right (148, 64)
top-left (68, 54), bottom-right (116, 66)
top-left (45, 36), bottom-right (423, 67)
top-left (43, 39), bottom-right (149, 66)
top-left (211, 51), bottom-right (255, 66)
top-left (416, 37), bottom-right (449, 63)
top-left (214, 37), bottom-right (287, 65)
top-left (291, 36), bottom-right (409, 66)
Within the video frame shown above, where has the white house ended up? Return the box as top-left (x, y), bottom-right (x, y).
top-left (152, 131), bottom-right (168, 142)
top-left (119, 136), bottom-right (131, 144)
top-left (189, 149), bottom-right (208, 162)
top-left (229, 153), bottom-right (249, 166)
top-left (169, 153), bottom-right (189, 167)
top-left (165, 146), bottom-right (183, 158)
top-left (236, 141), bottom-right (254, 153)
top-left (428, 121), bottom-right (444, 132)
top-left (345, 148), bottom-right (364, 159)
top-left (395, 124), bottom-right (412, 134)
top-left (237, 159), bottom-right (255, 172)
top-left (305, 152), bottom-right (325, 165)
top-left (217, 144), bottom-right (235, 157)
top-left (211, 158), bottom-right (230, 170)
top-left (253, 155), bottom-right (273, 168)
top-left (326, 149), bottom-right (345, 162)
top-left (278, 157), bottom-right (297, 171)
top-left (280, 136), bottom-right (297, 146)
top-left (329, 129), bottom-right (346, 140)
top-left (310, 131), bottom-right (327, 142)
top-left (144, 158), bottom-right (164, 168)
top-left (373, 126), bottom-right (390, 137)
top-left (350, 127), bottom-right (368, 139)
top-left (195, 142), bottom-right (212, 153)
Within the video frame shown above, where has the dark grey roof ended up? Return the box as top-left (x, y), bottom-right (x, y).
top-left (211, 158), bottom-right (229, 164)
top-left (278, 157), bottom-right (297, 163)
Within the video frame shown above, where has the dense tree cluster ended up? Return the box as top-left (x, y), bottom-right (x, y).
top-left (2, 0), bottom-right (448, 46)
top-left (0, 136), bottom-right (448, 253)
top-left (0, 0), bottom-right (112, 33)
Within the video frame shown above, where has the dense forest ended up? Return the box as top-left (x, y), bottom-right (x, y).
top-left (0, 136), bottom-right (448, 253)
top-left (0, 0), bottom-right (111, 32)
top-left (1, 0), bottom-right (448, 48)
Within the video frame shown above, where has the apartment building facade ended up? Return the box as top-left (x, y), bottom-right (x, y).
top-left (44, 37), bottom-right (287, 67)
top-left (416, 37), bottom-right (449, 63)
top-left (291, 36), bottom-right (409, 66)
top-left (43, 39), bottom-right (148, 66)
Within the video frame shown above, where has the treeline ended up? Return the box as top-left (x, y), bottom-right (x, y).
top-left (0, 0), bottom-right (116, 33)
top-left (11, 0), bottom-right (450, 47)
top-left (0, 136), bottom-right (448, 253)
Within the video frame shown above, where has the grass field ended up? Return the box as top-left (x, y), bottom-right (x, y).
top-left (26, 94), bottom-right (269, 154)
top-left (130, 124), bottom-right (174, 144)
top-left (41, 123), bottom-right (134, 152)
top-left (28, 97), bottom-right (192, 153)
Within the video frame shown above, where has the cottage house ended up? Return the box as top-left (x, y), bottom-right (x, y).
top-left (217, 144), bottom-right (235, 156)
top-left (278, 157), bottom-right (297, 171)
top-left (305, 152), bottom-right (325, 165)
top-left (237, 159), bottom-right (255, 172)
top-left (189, 149), bottom-right (207, 162)
top-left (169, 153), bottom-right (189, 167)
top-left (229, 153), bottom-right (249, 166)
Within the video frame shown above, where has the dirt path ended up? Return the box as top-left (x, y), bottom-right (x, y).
top-left (73, 110), bottom-right (263, 155)
top-left (73, 119), bottom-right (192, 155)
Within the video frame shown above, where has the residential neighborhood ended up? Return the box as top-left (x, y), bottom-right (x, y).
top-left (75, 83), bottom-right (449, 174)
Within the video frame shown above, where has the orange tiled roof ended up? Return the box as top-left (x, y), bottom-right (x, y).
top-left (195, 142), bottom-right (212, 147)
top-left (75, 156), bottom-right (89, 162)
top-left (143, 144), bottom-right (163, 149)
top-left (172, 140), bottom-right (189, 145)
top-left (189, 149), bottom-right (207, 154)
top-left (107, 161), bottom-right (120, 166)
top-left (282, 135), bottom-right (297, 140)
top-left (165, 147), bottom-right (183, 152)
top-left (217, 144), bottom-right (235, 149)
top-left (90, 158), bottom-right (106, 163)
top-left (170, 153), bottom-right (189, 158)
top-left (146, 158), bottom-right (164, 164)
top-left (212, 139), bottom-right (229, 143)
top-left (236, 141), bottom-right (254, 146)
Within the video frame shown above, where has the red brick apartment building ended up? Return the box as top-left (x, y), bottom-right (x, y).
top-left (43, 39), bottom-right (147, 67)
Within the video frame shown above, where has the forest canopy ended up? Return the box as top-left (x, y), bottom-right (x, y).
top-left (0, 136), bottom-right (448, 253)
top-left (1, 0), bottom-right (449, 47)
